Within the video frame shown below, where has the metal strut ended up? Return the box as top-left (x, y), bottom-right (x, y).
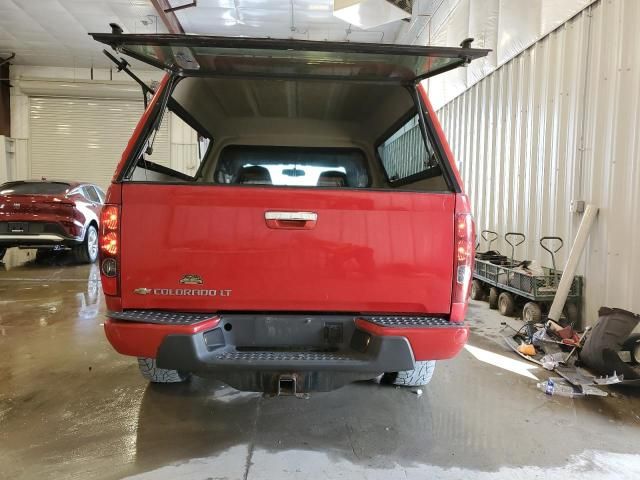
top-left (102, 49), bottom-right (154, 107)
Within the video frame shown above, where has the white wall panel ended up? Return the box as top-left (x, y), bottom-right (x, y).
top-left (419, 0), bottom-right (596, 109)
top-left (437, 0), bottom-right (640, 324)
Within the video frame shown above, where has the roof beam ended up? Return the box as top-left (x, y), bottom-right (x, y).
top-left (150, 0), bottom-right (185, 34)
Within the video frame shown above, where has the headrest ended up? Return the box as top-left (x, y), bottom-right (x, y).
top-left (237, 165), bottom-right (272, 185)
top-left (317, 170), bottom-right (348, 187)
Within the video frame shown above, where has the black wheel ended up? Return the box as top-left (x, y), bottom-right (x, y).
top-left (0, 247), bottom-right (6, 261)
top-left (498, 292), bottom-right (515, 317)
top-left (564, 303), bottom-right (580, 326)
top-left (72, 224), bottom-right (98, 264)
top-left (137, 358), bottom-right (191, 383)
top-left (622, 334), bottom-right (640, 365)
top-left (382, 361), bottom-right (436, 387)
top-left (522, 302), bottom-right (542, 323)
top-left (470, 280), bottom-right (486, 301)
top-left (488, 287), bottom-right (499, 309)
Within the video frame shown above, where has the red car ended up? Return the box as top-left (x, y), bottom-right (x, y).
top-left (92, 31), bottom-right (488, 394)
top-left (0, 180), bottom-right (103, 263)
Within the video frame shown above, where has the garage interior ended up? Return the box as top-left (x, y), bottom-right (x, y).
top-left (1, 1), bottom-right (639, 479)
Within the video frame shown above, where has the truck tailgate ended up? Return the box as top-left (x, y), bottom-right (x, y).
top-left (120, 184), bottom-right (454, 314)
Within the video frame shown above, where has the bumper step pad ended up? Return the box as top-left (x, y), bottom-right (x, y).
top-left (108, 310), bottom-right (217, 325)
top-left (361, 316), bottom-right (453, 327)
top-left (214, 350), bottom-right (356, 362)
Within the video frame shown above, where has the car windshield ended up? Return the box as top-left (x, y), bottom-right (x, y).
top-left (0, 182), bottom-right (70, 195)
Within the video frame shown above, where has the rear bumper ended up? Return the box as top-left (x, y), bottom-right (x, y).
top-left (0, 233), bottom-right (82, 248)
top-left (104, 311), bottom-right (468, 392)
top-left (0, 222), bottom-right (82, 248)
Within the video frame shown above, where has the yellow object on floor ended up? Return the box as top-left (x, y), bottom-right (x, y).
top-left (518, 344), bottom-right (536, 356)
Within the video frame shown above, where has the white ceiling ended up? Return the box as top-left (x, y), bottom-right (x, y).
top-left (175, 0), bottom-right (402, 43)
top-left (0, 0), bottom-right (449, 69)
top-left (0, 0), bottom-right (167, 68)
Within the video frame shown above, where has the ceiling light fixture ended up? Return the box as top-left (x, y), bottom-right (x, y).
top-left (307, 4), bottom-right (331, 11)
top-left (333, 0), bottom-right (412, 29)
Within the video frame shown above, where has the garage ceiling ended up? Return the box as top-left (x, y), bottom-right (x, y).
top-left (0, 0), bottom-right (450, 69)
top-left (173, 0), bottom-right (401, 43)
top-left (0, 0), bottom-right (167, 67)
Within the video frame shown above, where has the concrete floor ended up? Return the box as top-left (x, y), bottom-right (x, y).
top-left (1, 249), bottom-right (640, 479)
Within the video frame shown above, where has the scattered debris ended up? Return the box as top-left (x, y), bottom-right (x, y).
top-left (503, 305), bottom-right (640, 398)
top-left (540, 352), bottom-right (565, 371)
top-left (411, 388), bottom-right (423, 397)
top-left (517, 344), bottom-right (536, 356)
top-left (555, 365), bottom-right (621, 387)
top-left (537, 378), bottom-right (608, 398)
top-left (503, 334), bottom-right (543, 366)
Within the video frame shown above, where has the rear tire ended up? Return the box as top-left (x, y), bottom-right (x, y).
top-left (72, 224), bottom-right (98, 264)
top-left (470, 280), bottom-right (486, 301)
top-left (137, 357), bottom-right (191, 383)
top-left (498, 292), bottom-right (515, 317)
top-left (522, 302), bottom-right (542, 323)
top-left (488, 287), bottom-right (499, 309)
top-left (383, 360), bottom-right (436, 387)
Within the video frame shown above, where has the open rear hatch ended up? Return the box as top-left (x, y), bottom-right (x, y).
top-left (90, 31), bottom-right (489, 84)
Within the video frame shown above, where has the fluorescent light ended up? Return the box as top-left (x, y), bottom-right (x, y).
top-left (333, 0), bottom-right (411, 29)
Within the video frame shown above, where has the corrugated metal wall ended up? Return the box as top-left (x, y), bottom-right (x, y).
top-left (437, 0), bottom-right (640, 324)
top-left (378, 117), bottom-right (431, 179)
top-left (169, 114), bottom-right (199, 177)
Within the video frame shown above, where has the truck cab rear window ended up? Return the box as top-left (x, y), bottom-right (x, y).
top-left (215, 146), bottom-right (370, 188)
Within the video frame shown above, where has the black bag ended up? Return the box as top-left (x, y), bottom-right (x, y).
top-left (579, 307), bottom-right (640, 379)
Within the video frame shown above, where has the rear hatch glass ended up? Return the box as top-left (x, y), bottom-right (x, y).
top-left (0, 182), bottom-right (70, 195)
top-left (90, 33), bottom-right (490, 83)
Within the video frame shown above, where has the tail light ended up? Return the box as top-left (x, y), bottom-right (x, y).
top-left (100, 205), bottom-right (120, 295)
top-left (451, 195), bottom-right (475, 322)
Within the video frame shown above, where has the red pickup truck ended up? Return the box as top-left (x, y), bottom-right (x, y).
top-left (92, 32), bottom-right (487, 394)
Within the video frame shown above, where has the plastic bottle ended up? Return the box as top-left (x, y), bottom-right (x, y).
top-left (537, 378), bottom-right (583, 398)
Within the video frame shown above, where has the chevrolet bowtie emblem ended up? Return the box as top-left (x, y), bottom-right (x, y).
top-left (180, 274), bottom-right (203, 285)
top-left (133, 288), bottom-right (152, 295)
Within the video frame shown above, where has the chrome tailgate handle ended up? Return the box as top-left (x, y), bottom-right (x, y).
top-left (264, 212), bottom-right (317, 221)
top-left (264, 211), bottom-right (318, 230)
